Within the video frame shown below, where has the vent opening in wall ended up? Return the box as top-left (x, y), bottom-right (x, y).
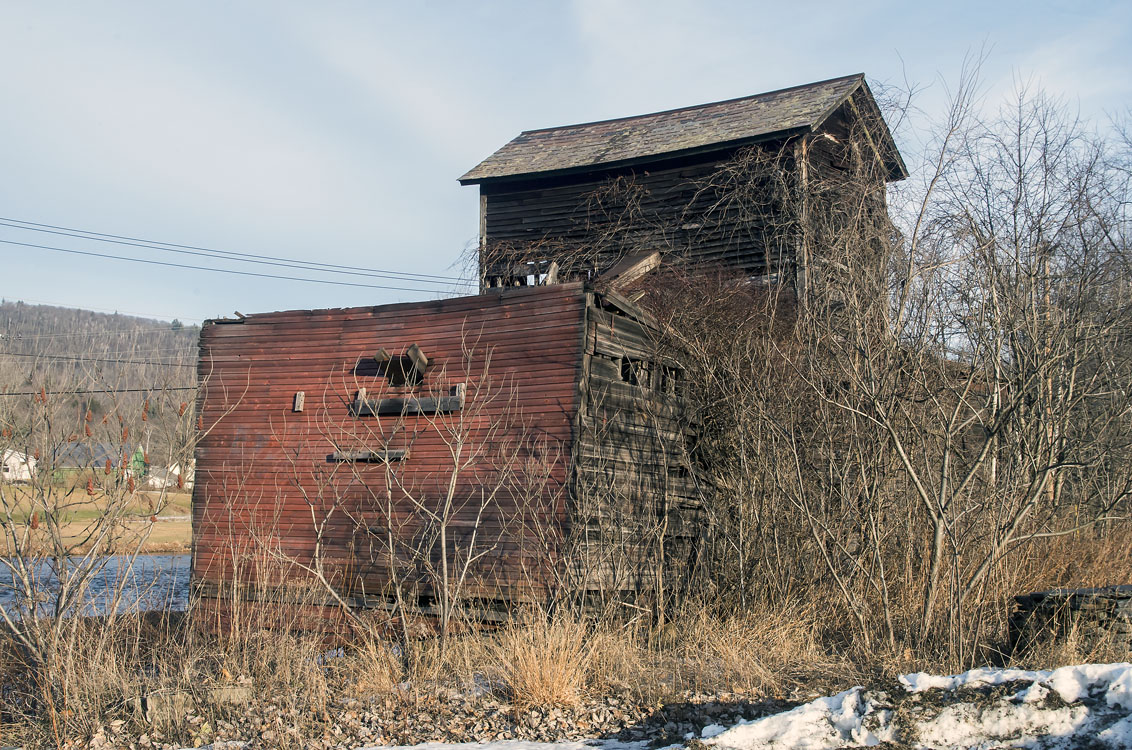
top-left (375, 344), bottom-right (429, 386)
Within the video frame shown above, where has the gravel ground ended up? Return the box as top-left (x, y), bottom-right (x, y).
top-left (80, 687), bottom-right (799, 750)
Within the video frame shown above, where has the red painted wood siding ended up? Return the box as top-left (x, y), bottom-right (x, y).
top-left (191, 284), bottom-right (587, 609)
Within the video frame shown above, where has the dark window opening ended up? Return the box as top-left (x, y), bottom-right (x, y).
top-left (382, 355), bottom-right (425, 386)
top-left (620, 356), bottom-right (648, 386)
top-left (374, 344), bottom-right (429, 387)
top-left (661, 364), bottom-right (682, 395)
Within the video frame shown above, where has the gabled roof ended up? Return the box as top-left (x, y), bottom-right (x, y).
top-left (460, 74), bottom-right (906, 184)
top-left (54, 442), bottom-right (133, 468)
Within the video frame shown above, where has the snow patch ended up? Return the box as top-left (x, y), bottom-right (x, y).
top-left (706, 662), bottom-right (1132, 750)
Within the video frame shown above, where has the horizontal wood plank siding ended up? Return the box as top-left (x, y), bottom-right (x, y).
top-left (192, 285), bottom-right (587, 617)
top-left (480, 147), bottom-right (797, 287)
top-left (568, 294), bottom-right (703, 595)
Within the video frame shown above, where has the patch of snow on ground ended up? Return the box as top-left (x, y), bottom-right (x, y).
top-left (700, 687), bottom-right (893, 749)
top-left (705, 662), bottom-right (1132, 750)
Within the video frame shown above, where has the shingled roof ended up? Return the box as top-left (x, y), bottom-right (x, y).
top-left (461, 74), bottom-right (904, 184)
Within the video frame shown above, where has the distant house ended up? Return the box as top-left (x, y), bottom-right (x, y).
top-left (1, 449), bottom-right (35, 483)
top-left (53, 442), bottom-right (145, 476)
top-left (146, 461), bottom-right (194, 490)
top-left (460, 73), bottom-right (906, 300)
top-left (145, 467), bottom-right (177, 490)
top-left (173, 461), bottom-right (194, 489)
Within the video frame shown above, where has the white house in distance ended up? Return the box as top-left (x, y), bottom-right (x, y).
top-left (1, 449), bottom-right (36, 483)
top-left (145, 461), bottom-right (194, 490)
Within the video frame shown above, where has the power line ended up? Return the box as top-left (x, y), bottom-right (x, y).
top-left (0, 216), bottom-right (470, 284)
top-left (1, 352), bottom-right (197, 368)
top-left (0, 238), bottom-right (469, 294)
top-left (0, 219), bottom-right (469, 286)
top-left (3, 327), bottom-right (191, 341)
top-left (0, 387), bottom-right (196, 397)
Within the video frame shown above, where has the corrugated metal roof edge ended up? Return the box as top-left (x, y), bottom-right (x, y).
top-left (200, 282), bottom-right (590, 328)
top-left (199, 281), bottom-right (662, 332)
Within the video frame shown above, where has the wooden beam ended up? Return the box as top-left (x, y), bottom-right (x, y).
top-left (328, 449), bottom-right (409, 462)
top-left (594, 250), bottom-right (661, 290)
top-left (404, 343), bottom-right (429, 377)
top-left (795, 135), bottom-right (810, 308)
top-left (543, 260), bottom-right (559, 285)
top-left (351, 383), bottom-right (466, 417)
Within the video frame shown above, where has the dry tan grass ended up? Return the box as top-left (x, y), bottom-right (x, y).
top-left (490, 612), bottom-right (591, 708)
top-left (338, 633), bottom-right (404, 696)
top-left (1014, 526), bottom-right (1132, 593)
top-left (681, 605), bottom-right (833, 694)
top-left (1019, 615), bottom-right (1131, 670)
top-left (2, 525), bottom-right (1126, 748)
top-left (585, 600), bottom-right (845, 701)
top-left (0, 485), bottom-right (193, 554)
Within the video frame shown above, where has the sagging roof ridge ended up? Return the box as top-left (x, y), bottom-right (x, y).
top-left (460, 73), bottom-right (875, 184)
top-left (519, 73), bottom-right (863, 137)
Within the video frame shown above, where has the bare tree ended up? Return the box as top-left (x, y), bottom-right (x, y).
top-left (0, 358), bottom-right (197, 744)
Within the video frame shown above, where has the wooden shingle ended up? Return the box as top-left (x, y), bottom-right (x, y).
top-left (460, 74), bottom-right (903, 184)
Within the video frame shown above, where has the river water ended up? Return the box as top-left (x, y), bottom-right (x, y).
top-left (0, 554), bottom-right (190, 615)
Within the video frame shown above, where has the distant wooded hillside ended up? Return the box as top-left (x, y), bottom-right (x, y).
top-left (0, 300), bottom-right (197, 397)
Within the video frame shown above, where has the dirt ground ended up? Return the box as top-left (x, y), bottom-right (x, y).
top-left (0, 486), bottom-right (192, 554)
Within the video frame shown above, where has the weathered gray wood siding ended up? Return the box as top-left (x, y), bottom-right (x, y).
top-left (480, 147), bottom-right (797, 289)
top-left (567, 292), bottom-right (703, 598)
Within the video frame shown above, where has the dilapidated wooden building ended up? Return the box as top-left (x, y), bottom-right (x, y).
top-left (461, 73), bottom-right (905, 299)
top-left (192, 282), bottom-right (698, 622)
top-left (192, 74), bottom-right (905, 625)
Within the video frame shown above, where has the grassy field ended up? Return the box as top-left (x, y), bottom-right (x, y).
top-left (0, 485), bottom-right (192, 554)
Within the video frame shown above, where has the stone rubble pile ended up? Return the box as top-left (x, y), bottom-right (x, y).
top-left (1010, 585), bottom-right (1132, 656)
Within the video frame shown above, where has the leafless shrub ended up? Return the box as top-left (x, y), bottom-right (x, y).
top-left (608, 63), bottom-right (1132, 671)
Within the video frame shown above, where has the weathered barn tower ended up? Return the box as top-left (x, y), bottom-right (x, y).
top-left (461, 73), bottom-right (905, 300)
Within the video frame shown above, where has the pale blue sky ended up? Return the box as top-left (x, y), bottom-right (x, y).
top-left (1, 1), bottom-right (1129, 323)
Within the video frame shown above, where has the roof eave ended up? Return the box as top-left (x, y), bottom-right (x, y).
top-left (852, 80), bottom-right (909, 182)
top-left (458, 125), bottom-right (813, 186)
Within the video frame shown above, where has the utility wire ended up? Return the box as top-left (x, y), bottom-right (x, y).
top-left (1, 352), bottom-right (196, 368)
top-left (0, 216), bottom-right (470, 284)
top-left (3, 327), bottom-right (192, 341)
top-left (0, 387), bottom-right (196, 396)
top-left (0, 219), bottom-right (470, 286)
top-left (0, 238), bottom-right (467, 294)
